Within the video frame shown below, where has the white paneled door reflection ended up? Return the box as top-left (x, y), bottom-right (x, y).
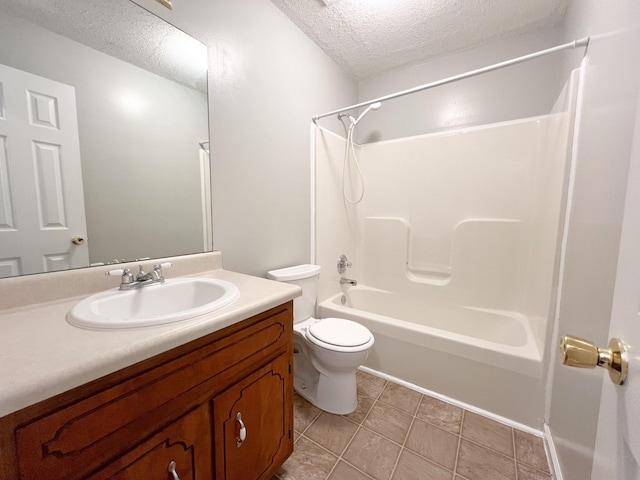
top-left (0, 63), bottom-right (88, 277)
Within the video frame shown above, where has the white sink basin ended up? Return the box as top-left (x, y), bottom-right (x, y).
top-left (67, 278), bottom-right (240, 329)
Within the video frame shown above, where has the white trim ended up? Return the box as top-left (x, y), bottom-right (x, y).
top-left (199, 148), bottom-right (212, 252)
top-left (310, 121), bottom-right (317, 264)
top-left (544, 423), bottom-right (563, 480)
top-left (544, 58), bottom-right (588, 421)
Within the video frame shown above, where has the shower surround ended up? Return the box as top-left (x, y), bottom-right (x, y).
top-left (314, 95), bottom-right (575, 426)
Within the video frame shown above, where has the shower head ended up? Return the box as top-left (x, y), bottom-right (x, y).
top-left (354, 101), bottom-right (382, 125)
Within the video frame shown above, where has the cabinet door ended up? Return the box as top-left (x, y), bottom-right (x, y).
top-left (213, 353), bottom-right (293, 480)
top-left (89, 405), bottom-right (212, 480)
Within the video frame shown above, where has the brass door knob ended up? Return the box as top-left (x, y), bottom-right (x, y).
top-left (559, 335), bottom-right (628, 385)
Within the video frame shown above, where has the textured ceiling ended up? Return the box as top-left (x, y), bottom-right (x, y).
top-left (0, 0), bottom-right (207, 92)
top-left (271, 0), bottom-right (570, 81)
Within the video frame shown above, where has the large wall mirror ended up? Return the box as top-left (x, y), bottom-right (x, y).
top-left (0, 0), bottom-right (210, 278)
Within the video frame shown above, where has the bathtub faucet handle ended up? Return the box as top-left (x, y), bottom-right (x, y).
top-left (337, 254), bottom-right (352, 274)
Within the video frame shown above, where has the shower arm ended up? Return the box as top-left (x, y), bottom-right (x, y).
top-left (312, 37), bottom-right (590, 125)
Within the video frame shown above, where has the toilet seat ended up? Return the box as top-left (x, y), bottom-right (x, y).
top-left (305, 318), bottom-right (374, 352)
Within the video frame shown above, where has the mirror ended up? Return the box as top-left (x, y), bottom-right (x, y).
top-left (0, 0), bottom-right (210, 278)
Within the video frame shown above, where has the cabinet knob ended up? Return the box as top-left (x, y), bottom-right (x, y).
top-left (168, 460), bottom-right (180, 480)
top-left (236, 412), bottom-right (247, 448)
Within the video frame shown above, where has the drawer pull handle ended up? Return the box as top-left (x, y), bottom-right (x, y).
top-left (236, 412), bottom-right (247, 447)
top-left (168, 460), bottom-right (180, 480)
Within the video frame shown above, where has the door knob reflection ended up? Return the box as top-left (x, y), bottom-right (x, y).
top-left (71, 235), bottom-right (85, 245)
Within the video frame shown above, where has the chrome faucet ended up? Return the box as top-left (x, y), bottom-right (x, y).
top-left (340, 277), bottom-right (357, 286)
top-left (107, 262), bottom-right (172, 290)
top-left (135, 265), bottom-right (156, 282)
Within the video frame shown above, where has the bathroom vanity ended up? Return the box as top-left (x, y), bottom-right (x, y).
top-left (0, 254), bottom-right (300, 480)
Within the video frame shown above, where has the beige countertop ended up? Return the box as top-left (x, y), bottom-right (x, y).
top-left (0, 253), bottom-right (300, 418)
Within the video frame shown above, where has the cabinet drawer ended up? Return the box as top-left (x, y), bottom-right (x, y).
top-left (88, 404), bottom-right (212, 480)
top-left (12, 304), bottom-right (292, 480)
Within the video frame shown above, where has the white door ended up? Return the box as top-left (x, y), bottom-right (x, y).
top-left (589, 88), bottom-right (640, 479)
top-left (0, 63), bottom-right (88, 277)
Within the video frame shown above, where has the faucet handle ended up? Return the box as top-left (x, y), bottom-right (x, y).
top-left (152, 262), bottom-right (172, 282)
top-left (106, 268), bottom-right (133, 285)
top-left (106, 267), bottom-right (132, 277)
top-left (337, 254), bottom-right (352, 274)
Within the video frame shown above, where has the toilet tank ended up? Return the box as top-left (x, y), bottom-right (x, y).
top-left (266, 264), bottom-right (321, 323)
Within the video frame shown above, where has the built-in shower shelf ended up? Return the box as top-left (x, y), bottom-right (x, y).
top-left (406, 263), bottom-right (452, 286)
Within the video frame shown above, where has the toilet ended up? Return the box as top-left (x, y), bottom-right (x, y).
top-left (267, 264), bottom-right (374, 415)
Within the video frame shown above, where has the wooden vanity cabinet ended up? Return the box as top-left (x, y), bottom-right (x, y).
top-left (0, 302), bottom-right (294, 480)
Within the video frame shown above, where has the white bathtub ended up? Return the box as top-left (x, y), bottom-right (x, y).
top-left (317, 286), bottom-right (546, 427)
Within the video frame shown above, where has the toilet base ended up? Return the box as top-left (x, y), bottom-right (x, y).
top-left (315, 371), bottom-right (358, 414)
top-left (294, 372), bottom-right (358, 415)
top-left (293, 348), bottom-right (358, 415)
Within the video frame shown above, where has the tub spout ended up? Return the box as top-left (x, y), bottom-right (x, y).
top-left (340, 277), bottom-right (357, 286)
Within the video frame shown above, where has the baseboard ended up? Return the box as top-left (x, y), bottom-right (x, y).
top-left (359, 365), bottom-right (544, 437)
top-left (543, 423), bottom-right (562, 480)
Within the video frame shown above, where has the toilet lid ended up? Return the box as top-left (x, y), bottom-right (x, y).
top-left (307, 318), bottom-right (372, 347)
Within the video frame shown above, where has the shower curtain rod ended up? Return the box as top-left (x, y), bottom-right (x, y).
top-left (312, 37), bottom-right (590, 124)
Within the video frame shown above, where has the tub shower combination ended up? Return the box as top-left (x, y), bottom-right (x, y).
top-left (314, 80), bottom-right (576, 426)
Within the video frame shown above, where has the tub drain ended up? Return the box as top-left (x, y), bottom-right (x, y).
top-left (341, 295), bottom-right (346, 305)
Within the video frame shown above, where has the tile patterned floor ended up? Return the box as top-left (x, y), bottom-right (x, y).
top-left (273, 371), bottom-right (552, 480)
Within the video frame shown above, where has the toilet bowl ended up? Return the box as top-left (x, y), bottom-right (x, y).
top-left (267, 264), bottom-right (374, 414)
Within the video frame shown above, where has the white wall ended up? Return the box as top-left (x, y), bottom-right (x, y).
top-left (132, 0), bottom-right (358, 277)
top-left (353, 25), bottom-right (569, 143)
